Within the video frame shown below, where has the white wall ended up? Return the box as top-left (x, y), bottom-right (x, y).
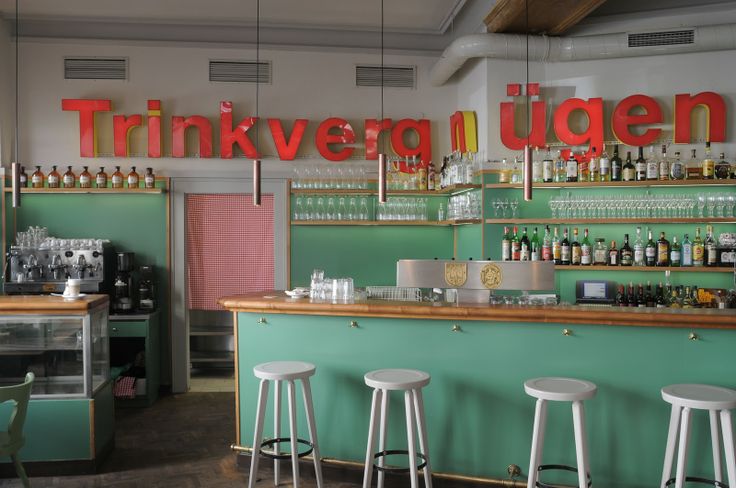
top-left (0, 18), bottom-right (14, 165)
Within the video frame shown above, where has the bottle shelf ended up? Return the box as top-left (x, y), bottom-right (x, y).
top-left (485, 218), bottom-right (736, 224)
top-left (290, 184), bottom-right (481, 197)
top-left (291, 219), bottom-right (481, 227)
top-left (554, 265), bottom-right (733, 273)
top-left (5, 187), bottom-right (165, 194)
top-left (485, 180), bottom-right (736, 189)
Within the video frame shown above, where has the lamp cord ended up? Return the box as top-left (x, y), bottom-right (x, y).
top-left (15, 0), bottom-right (19, 164)
top-left (380, 0), bottom-right (384, 154)
top-left (255, 0), bottom-right (260, 155)
top-left (525, 0), bottom-right (529, 148)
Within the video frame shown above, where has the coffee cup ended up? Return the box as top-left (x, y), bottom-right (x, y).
top-left (64, 279), bottom-right (82, 297)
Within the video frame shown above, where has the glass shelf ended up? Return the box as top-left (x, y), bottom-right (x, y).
top-left (292, 219), bottom-right (481, 226)
top-left (485, 180), bottom-right (736, 189)
top-left (290, 184), bottom-right (481, 196)
top-left (485, 218), bottom-right (736, 224)
top-left (553, 265), bottom-right (733, 273)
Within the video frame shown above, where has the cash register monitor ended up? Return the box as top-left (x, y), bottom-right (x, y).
top-left (576, 280), bottom-right (616, 305)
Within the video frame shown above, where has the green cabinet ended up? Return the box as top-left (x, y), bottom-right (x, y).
top-left (109, 311), bottom-right (160, 407)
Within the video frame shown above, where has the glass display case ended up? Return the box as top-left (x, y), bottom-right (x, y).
top-left (0, 304), bottom-right (109, 398)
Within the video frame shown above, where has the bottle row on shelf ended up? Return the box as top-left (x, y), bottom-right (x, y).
top-left (18, 165), bottom-right (157, 189)
top-left (615, 281), bottom-right (735, 309)
top-left (501, 224), bottom-right (736, 268)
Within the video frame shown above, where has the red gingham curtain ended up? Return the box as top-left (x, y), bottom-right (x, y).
top-left (186, 194), bottom-right (274, 310)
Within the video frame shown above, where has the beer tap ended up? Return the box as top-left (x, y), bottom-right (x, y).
top-left (73, 255), bottom-right (93, 279)
top-left (48, 254), bottom-right (67, 281)
top-left (23, 254), bottom-right (43, 280)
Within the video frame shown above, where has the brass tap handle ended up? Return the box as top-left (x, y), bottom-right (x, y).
top-left (562, 328), bottom-right (572, 336)
top-left (688, 332), bottom-right (698, 341)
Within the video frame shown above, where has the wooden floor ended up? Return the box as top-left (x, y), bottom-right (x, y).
top-left (1, 392), bottom-right (356, 488)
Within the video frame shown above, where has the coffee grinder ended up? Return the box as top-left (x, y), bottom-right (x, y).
top-left (113, 252), bottom-right (135, 313)
top-left (137, 265), bottom-right (157, 312)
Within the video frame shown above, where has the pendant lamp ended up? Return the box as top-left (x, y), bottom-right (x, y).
top-left (377, 0), bottom-right (387, 203)
top-left (252, 0), bottom-right (262, 206)
top-left (522, 0), bottom-right (533, 201)
top-left (11, 0), bottom-right (21, 208)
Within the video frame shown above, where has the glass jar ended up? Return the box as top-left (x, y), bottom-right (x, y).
top-left (593, 238), bottom-right (608, 265)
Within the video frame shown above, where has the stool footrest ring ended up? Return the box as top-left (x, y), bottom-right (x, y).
top-left (535, 464), bottom-right (592, 488)
top-left (373, 449), bottom-right (427, 473)
top-left (259, 437), bottom-right (314, 460)
top-left (665, 476), bottom-right (729, 488)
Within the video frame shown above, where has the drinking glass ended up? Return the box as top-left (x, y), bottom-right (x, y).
top-left (326, 197), bottom-right (336, 220)
top-left (348, 198), bottom-right (357, 220)
top-left (294, 197), bottom-right (303, 221)
top-left (510, 198), bottom-right (519, 219)
top-left (306, 197), bottom-right (315, 220)
top-left (697, 195), bottom-right (706, 218)
top-left (303, 166), bottom-right (314, 189)
top-left (309, 269), bottom-right (324, 300)
top-left (706, 195), bottom-right (716, 218)
top-left (727, 194), bottom-right (735, 218)
top-left (316, 197), bottom-right (325, 220)
top-left (337, 198), bottom-right (347, 220)
top-left (359, 197), bottom-right (370, 220)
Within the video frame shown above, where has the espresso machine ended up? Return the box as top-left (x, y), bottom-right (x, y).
top-left (112, 252), bottom-right (135, 313)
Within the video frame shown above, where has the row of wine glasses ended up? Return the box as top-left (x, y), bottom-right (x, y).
top-left (548, 193), bottom-right (698, 219)
top-left (446, 192), bottom-right (482, 220)
top-left (293, 196), bottom-right (371, 221)
top-left (292, 165), bottom-right (369, 190)
top-left (488, 198), bottom-right (520, 219)
top-left (376, 197), bottom-right (429, 221)
top-left (696, 193), bottom-right (736, 218)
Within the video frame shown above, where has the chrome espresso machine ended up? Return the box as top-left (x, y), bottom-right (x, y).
top-left (5, 232), bottom-right (116, 295)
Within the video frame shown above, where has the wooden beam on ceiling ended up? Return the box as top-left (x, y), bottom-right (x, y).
top-left (484, 0), bottom-right (607, 35)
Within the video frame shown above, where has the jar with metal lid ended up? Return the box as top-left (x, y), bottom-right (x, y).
top-left (593, 238), bottom-right (608, 265)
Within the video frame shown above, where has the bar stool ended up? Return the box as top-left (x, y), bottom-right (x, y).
top-left (660, 384), bottom-right (736, 488)
top-left (362, 369), bottom-right (432, 488)
top-left (248, 361), bottom-right (323, 488)
top-left (524, 377), bottom-right (597, 488)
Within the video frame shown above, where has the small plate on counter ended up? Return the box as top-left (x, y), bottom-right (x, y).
top-left (285, 288), bottom-right (309, 298)
top-left (51, 293), bottom-right (87, 300)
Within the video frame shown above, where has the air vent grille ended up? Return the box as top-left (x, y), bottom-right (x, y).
top-left (628, 30), bottom-right (695, 48)
top-left (209, 61), bottom-right (271, 83)
top-left (64, 57), bottom-right (127, 80)
top-left (356, 65), bottom-right (416, 88)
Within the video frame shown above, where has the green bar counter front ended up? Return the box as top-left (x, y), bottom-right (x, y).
top-left (220, 293), bottom-right (736, 488)
top-left (0, 295), bottom-right (115, 476)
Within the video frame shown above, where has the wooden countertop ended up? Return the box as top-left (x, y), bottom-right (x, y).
top-left (219, 292), bottom-right (736, 329)
top-left (0, 294), bottom-right (109, 315)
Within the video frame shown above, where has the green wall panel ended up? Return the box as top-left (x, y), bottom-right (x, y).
top-left (455, 224), bottom-right (483, 260)
top-left (236, 312), bottom-right (736, 488)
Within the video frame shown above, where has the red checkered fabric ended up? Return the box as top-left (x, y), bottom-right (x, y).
top-left (114, 376), bottom-right (137, 399)
top-left (186, 194), bottom-right (274, 310)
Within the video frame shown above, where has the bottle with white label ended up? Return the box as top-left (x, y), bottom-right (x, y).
top-left (31, 166), bottom-right (44, 188)
top-left (532, 147), bottom-right (543, 183)
top-left (599, 145), bottom-right (610, 182)
top-left (542, 146), bottom-right (554, 183)
top-left (47, 165), bottom-right (60, 188)
top-left (79, 166), bottom-right (92, 188)
top-left (588, 147), bottom-right (599, 182)
top-left (144, 167), bottom-right (156, 189)
top-left (658, 145), bottom-right (670, 181)
top-left (646, 146), bottom-right (658, 180)
top-left (62, 166), bottom-right (76, 188)
top-left (96, 167), bottom-right (108, 188)
top-left (633, 226), bottom-right (645, 266)
top-left (18, 166), bottom-right (28, 187)
top-left (111, 166), bottom-right (124, 189)
top-left (566, 152), bottom-right (578, 182)
top-left (681, 233), bottom-right (693, 267)
top-left (127, 166), bottom-right (140, 189)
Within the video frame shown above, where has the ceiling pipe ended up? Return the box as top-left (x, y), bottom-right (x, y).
top-left (430, 23), bottom-right (736, 86)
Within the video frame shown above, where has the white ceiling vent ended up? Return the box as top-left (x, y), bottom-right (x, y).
top-left (209, 60), bottom-right (271, 83)
top-left (64, 57), bottom-right (127, 80)
top-left (356, 65), bottom-right (416, 88)
top-left (628, 29), bottom-right (695, 48)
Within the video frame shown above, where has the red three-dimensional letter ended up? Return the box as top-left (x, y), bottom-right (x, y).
top-left (391, 119), bottom-right (432, 163)
top-left (61, 99), bottom-right (112, 157)
top-left (269, 119), bottom-right (308, 160)
top-left (674, 92), bottom-right (726, 143)
top-left (220, 101), bottom-right (258, 159)
top-left (553, 98), bottom-right (604, 156)
top-left (612, 95), bottom-right (662, 146)
top-left (172, 115), bottom-right (213, 158)
top-left (148, 100), bottom-right (162, 158)
top-left (113, 114), bottom-right (142, 157)
top-left (500, 101), bottom-right (546, 150)
top-left (365, 119), bottom-right (392, 160)
top-left (315, 118), bottom-right (355, 161)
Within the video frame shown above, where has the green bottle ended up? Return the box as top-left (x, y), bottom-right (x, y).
top-left (530, 227), bottom-right (540, 261)
top-left (669, 235), bottom-right (681, 267)
top-left (645, 229), bottom-right (656, 266)
top-left (580, 228), bottom-right (592, 265)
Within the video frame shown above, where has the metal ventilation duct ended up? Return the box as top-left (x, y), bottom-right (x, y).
top-left (209, 60), bottom-right (271, 83)
top-left (356, 65), bottom-right (416, 88)
top-left (64, 57), bottom-right (127, 80)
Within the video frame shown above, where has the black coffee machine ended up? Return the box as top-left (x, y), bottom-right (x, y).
top-left (113, 252), bottom-right (135, 313)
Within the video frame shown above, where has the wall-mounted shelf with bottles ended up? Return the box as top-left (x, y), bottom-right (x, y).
top-left (290, 183), bottom-right (481, 196)
top-left (554, 265), bottom-right (734, 273)
top-left (292, 219), bottom-right (482, 227)
top-left (485, 180), bottom-right (736, 189)
top-left (4, 187), bottom-right (166, 194)
top-left (485, 218), bottom-right (736, 224)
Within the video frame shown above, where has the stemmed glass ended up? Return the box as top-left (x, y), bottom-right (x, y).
top-left (509, 198), bottom-right (519, 219)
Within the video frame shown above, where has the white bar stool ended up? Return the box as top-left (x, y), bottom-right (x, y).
top-left (660, 384), bottom-right (736, 488)
top-left (362, 369), bottom-right (432, 488)
top-left (248, 361), bottom-right (323, 488)
top-left (524, 377), bottom-right (597, 488)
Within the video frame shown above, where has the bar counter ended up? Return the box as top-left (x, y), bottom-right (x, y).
top-left (221, 292), bottom-right (736, 488)
top-left (0, 294), bottom-right (109, 314)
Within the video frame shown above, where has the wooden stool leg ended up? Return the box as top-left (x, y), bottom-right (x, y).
top-left (527, 399), bottom-right (548, 488)
top-left (363, 389), bottom-right (383, 488)
top-left (274, 380), bottom-right (281, 486)
top-left (287, 380), bottom-right (300, 488)
top-left (412, 388), bottom-right (433, 488)
top-left (720, 410), bottom-right (736, 488)
top-left (572, 400), bottom-right (590, 488)
top-left (249, 379), bottom-right (270, 488)
top-left (404, 390), bottom-right (419, 488)
top-left (661, 405), bottom-right (682, 488)
top-left (674, 407), bottom-right (692, 488)
top-left (710, 409), bottom-right (723, 483)
top-left (377, 388), bottom-right (390, 488)
top-left (301, 378), bottom-right (324, 488)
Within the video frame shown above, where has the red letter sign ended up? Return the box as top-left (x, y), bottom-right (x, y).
top-left (391, 119), bottom-right (432, 163)
top-left (147, 100), bottom-right (162, 158)
top-left (220, 101), bottom-right (258, 159)
top-left (269, 119), bottom-right (308, 160)
top-left (315, 118), bottom-right (355, 161)
top-left (61, 99), bottom-right (112, 157)
top-left (113, 114), bottom-right (142, 157)
top-left (365, 119), bottom-right (392, 160)
top-left (612, 94), bottom-right (662, 146)
top-left (674, 92), bottom-right (726, 143)
top-left (172, 115), bottom-right (213, 158)
top-left (553, 98), bottom-right (603, 155)
top-left (500, 101), bottom-right (546, 150)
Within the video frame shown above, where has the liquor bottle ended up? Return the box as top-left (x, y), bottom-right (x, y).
top-left (96, 167), bottom-right (108, 188)
top-left (616, 284), bottom-right (626, 307)
top-left (611, 145), bottom-right (622, 182)
top-left (670, 235), bottom-right (681, 267)
top-left (552, 227), bottom-right (562, 264)
top-left (645, 229), bottom-right (656, 266)
top-left (511, 157), bottom-right (522, 183)
top-left (716, 153), bottom-right (731, 179)
top-left (588, 147), bottom-right (599, 182)
top-left (622, 151), bottom-right (636, 182)
top-left (705, 224), bottom-right (717, 267)
top-left (608, 240), bottom-right (619, 266)
top-left (427, 162), bottom-right (436, 191)
top-left (560, 228), bottom-right (571, 265)
top-left (418, 164), bottom-right (427, 190)
top-left (530, 227), bottom-right (540, 261)
top-left (702, 142), bottom-right (715, 179)
top-left (571, 227), bottom-right (581, 265)
top-left (635, 147), bottom-right (647, 181)
top-left (681, 286), bottom-right (694, 308)
top-left (681, 233), bottom-right (693, 267)
top-left (511, 226), bottom-right (521, 261)
top-left (669, 289), bottom-right (681, 308)
top-left (532, 147), bottom-right (543, 183)
top-left (656, 283), bottom-right (667, 308)
top-left (637, 283), bottom-right (646, 308)
top-left (111, 166), bottom-right (124, 189)
top-left (658, 145), bottom-right (670, 181)
top-left (670, 151), bottom-right (685, 180)
top-left (580, 228), bottom-right (592, 265)
top-left (566, 152), bottom-right (578, 182)
top-left (519, 227), bottom-right (531, 261)
top-left (633, 226), bottom-right (645, 266)
top-left (127, 166), bottom-right (140, 188)
top-left (646, 282), bottom-right (655, 307)
top-left (692, 227), bottom-right (705, 266)
top-left (62, 166), bottom-right (76, 188)
top-left (542, 225), bottom-right (552, 261)
top-left (47, 165), bottom-right (60, 188)
top-left (593, 238), bottom-right (607, 265)
top-left (144, 167), bottom-right (156, 189)
top-left (31, 166), bottom-right (44, 188)
top-left (646, 146), bottom-right (658, 180)
top-left (542, 147), bottom-right (554, 183)
top-left (620, 234), bottom-right (633, 266)
top-left (18, 166), bottom-right (28, 187)
top-left (501, 226), bottom-right (511, 261)
top-left (578, 153), bottom-right (589, 182)
top-left (554, 150), bottom-right (566, 183)
top-left (686, 149), bottom-right (699, 180)
top-left (79, 166), bottom-right (92, 188)
top-left (656, 231), bottom-right (670, 267)
top-left (627, 282), bottom-right (636, 307)
top-left (599, 145), bottom-right (611, 182)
